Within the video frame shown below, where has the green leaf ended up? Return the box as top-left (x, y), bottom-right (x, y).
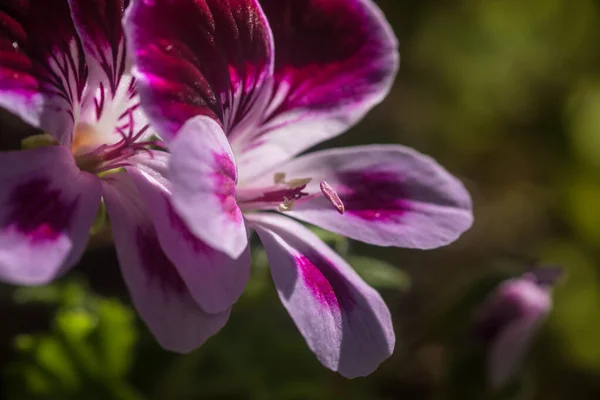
top-left (6, 279), bottom-right (142, 400)
top-left (94, 299), bottom-right (138, 379)
top-left (346, 256), bottom-right (410, 291)
top-left (21, 133), bottom-right (59, 150)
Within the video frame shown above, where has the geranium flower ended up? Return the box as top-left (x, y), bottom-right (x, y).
top-left (473, 268), bottom-right (561, 389)
top-left (126, 0), bottom-right (473, 376)
top-left (0, 0), bottom-right (252, 353)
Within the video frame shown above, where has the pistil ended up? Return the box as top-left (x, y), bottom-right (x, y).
top-left (320, 181), bottom-right (345, 214)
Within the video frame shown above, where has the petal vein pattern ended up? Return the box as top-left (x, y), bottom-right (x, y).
top-left (0, 0), bottom-right (88, 144)
top-left (249, 213), bottom-right (394, 378)
top-left (102, 173), bottom-right (231, 353)
top-left (125, 0), bottom-right (274, 142)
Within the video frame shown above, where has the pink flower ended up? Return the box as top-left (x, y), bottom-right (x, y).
top-left (126, 0), bottom-right (473, 377)
top-left (473, 269), bottom-right (560, 388)
top-left (0, 1), bottom-right (248, 353)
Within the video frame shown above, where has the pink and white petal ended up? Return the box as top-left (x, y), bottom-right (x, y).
top-left (248, 212), bottom-right (394, 378)
top-left (247, 145), bottom-right (472, 249)
top-left (488, 314), bottom-right (545, 389)
top-left (485, 278), bottom-right (552, 389)
top-left (69, 0), bottom-right (153, 148)
top-left (169, 116), bottom-right (248, 259)
top-left (234, 0), bottom-right (399, 179)
top-left (102, 172), bottom-right (230, 352)
top-left (0, 146), bottom-right (101, 285)
top-left (125, 149), bottom-right (251, 314)
top-left (0, 0), bottom-right (87, 145)
top-left (124, 0), bottom-right (274, 141)
top-left (68, 0), bottom-right (128, 93)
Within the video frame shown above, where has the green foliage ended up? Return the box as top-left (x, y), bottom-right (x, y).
top-left (346, 256), bottom-right (411, 292)
top-left (5, 279), bottom-right (141, 400)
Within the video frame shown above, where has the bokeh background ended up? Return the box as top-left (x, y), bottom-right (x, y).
top-left (1, 0), bottom-right (600, 399)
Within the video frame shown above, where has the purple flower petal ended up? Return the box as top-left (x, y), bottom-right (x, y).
top-left (169, 116), bottom-right (248, 259)
top-left (102, 172), bottom-right (230, 352)
top-left (475, 276), bottom-right (552, 389)
top-left (126, 150), bottom-right (251, 314)
top-left (246, 145), bottom-right (473, 249)
top-left (68, 0), bottom-right (153, 149)
top-left (0, 0), bottom-right (87, 144)
top-left (0, 146), bottom-right (101, 285)
top-left (68, 0), bottom-right (127, 93)
top-left (248, 212), bottom-right (394, 378)
top-left (235, 0), bottom-right (399, 180)
top-left (124, 0), bottom-right (274, 141)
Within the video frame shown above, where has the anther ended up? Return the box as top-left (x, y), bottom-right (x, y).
top-left (274, 172), bottom-right (286, 184)
top-left (320, 181), bottom-right (345, 214)
top-left (278, 197), bottom-right (294, 212)
top-left (286, 178), bottom-right (312, 189)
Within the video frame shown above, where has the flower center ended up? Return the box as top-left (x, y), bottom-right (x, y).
top-left (236, 172), bottom-right (345, 214)
top-left (71, 116), bottom-right (157, 175)
top-left (71, 123), bottom-right (103, 155)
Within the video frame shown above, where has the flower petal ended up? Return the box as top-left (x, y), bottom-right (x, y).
top-left (124, 0), bottom-right (274, 141)
top-left (0, 146), bottom-right (101, 284)
top-left (248, 212), bottom-right (394, 378)
top-left (234, 0), bottom-right (399, 180)
top-left (126, 149), bottom-right (251, 314)
top-left (488, 315), bottom-right (544, 389)
top-left (245, 145), bottom-right (472, 249)
top-left (481, 277), bottom-right (552, 389)
top-left (0, 0), bottom-right (87, 144)
top-left (68, 0), bottom-right (127, 93)
top-left (68, 0), bottom-right (153, 148)
top-left (169, 116), bottom-right (248, 259)
top-left (102, 172), bottom-right (230, 352)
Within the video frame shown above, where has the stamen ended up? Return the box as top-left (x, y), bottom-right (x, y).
top-left (286, 178), bottom-right (312, 189)
top-left (278, 197), bottom-right (294, 212)
top-left (274, 172), bottom-right (286, 184)
top-left (320, 181), bottom-right (345, 214)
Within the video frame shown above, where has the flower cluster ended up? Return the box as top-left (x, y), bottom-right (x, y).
top-left (0, 0), bottom-right (472, 377)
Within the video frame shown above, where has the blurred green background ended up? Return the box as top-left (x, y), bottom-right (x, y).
top-left (2, 0), bottom-right (600, 398)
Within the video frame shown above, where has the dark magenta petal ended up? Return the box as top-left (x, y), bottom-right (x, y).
top-left (262, 0), bottom-right (397, 115)
top-left (102, 173), bottom-right (230, 352)
top-left (68, 0), bottom-right (155, 148)
top-left (235, 0), bottom-right (399, 180)
top-left (0, 0), bottom-right (87, 144)
top-left (249, 213), bottom-right (394, 378)
top-left (125, 0), bottom-right (273, 141)
top-left (0, 146), bottom-right (101, 284)
top-left (68, 0), bottom-right (128, 94)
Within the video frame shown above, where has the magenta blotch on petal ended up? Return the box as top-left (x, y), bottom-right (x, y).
top-left (0, 146), bottom-right (101, 285)
top-left (68, 0), bottom-right (128, 94)
top-left (242, 145), bottom-right (473, 249)
top-left (248, 213), bottom-right (394, 378)
top-left (0, 0), bottom-right (87, 144)
top-left (296, 252), bottom-right (356, 312)
top-left (168, 116), bottom-right (248, 259)
top-left (124, 0), bottom-right (274, 141)
top-left (212, 152), bottom-right (241, 223)
top-left (234, 0), bottom-right (399, 179)
top-left (126, 150), bottom-right (251, 314)
top-left (335, 170), bottom-right (410, 221)
top-left (102, 173), bottom-right (230, 353)
top-left (7, 178), bottom-right (77, 242)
